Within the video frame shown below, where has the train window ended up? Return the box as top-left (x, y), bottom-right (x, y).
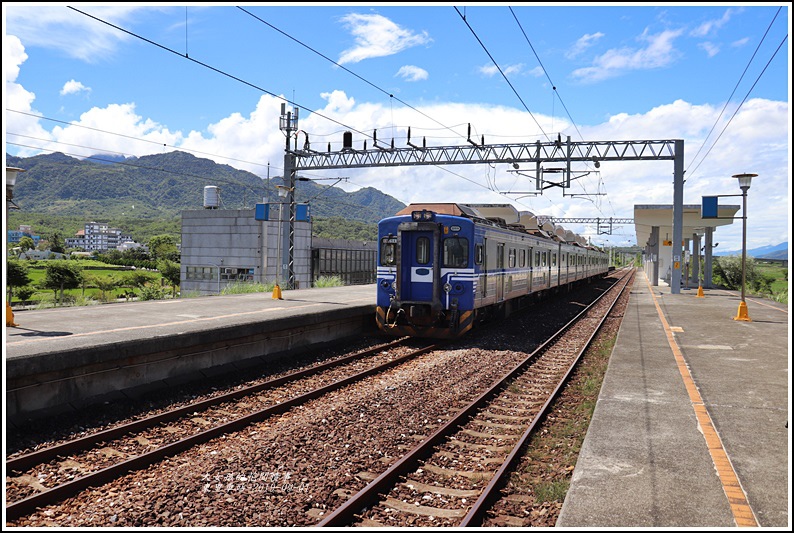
top-left (542, 251), bottom-right (547, 267)
top-left (443, 237), bottom-right (469, 268)
top-left (519, 249), bottom-right (526, 268)
top-left (497, 243), bottom-right (505, 269)
top-left (508, 248), bottom-right (516, 268)
top-left (475, 243), bottom-right (483, 265)
top-left (380, 238), bottom-right (396, 266)
top-left (552, 253), bottom-right (557, 267)
top-left (416, 237), bottom-right (430, 265)
top-left (535, 251), bottom-right (541, 267)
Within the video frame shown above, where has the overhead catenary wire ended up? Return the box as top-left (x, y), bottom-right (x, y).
top-left (63, 6), bottom-right (540, 212)
top-left (685, 7), bottom-right (786, 180)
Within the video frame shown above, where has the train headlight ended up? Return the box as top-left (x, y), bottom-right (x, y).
top-left (411, 210), bottom-right (435, 221)
top-left (392, 282), bottom-right (397, 290)
top-left (443, 283), bottom-right (452, 293)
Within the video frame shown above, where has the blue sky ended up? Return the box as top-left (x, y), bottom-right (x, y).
top-left (4, 3), bottom-right (791, 251)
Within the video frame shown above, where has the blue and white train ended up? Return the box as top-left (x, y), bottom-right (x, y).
top-left (376, 203), bottom-right (610, 338)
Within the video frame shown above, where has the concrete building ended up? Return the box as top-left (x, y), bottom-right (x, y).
top-left (66, 221), bottom-right (134, 252)
top-left (180, 205), bottom-right (312, 295)
top-left (634, 204), bottom-right (739, 288)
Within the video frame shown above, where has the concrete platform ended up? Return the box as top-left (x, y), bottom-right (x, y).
top-left (557, 271), bottom-right (789, 528)
top-left (5, 284), bottom-right (378, 422)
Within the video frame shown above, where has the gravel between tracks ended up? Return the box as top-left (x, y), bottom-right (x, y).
top-left (6, 274), bottom-right (628, 527)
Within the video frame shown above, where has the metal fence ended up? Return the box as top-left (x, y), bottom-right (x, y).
top-left (311, 247), bottom-right (377, 285)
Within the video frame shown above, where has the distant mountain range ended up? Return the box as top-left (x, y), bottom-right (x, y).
top-left (714, 242), bottom-right (788, 260)
top-left (6, 151), bottom-right (406, 224)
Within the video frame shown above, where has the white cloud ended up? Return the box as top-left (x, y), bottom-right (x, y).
top-left (698, 41), bottom-right (720, 58)
top-left (396, 65), bottom-right (428, 82)
top-left (690, 8), bottom-right (736, 38)
top-left (571, 28), bottom-right (684, 83)
top-left (566, 32), bottom-right (605, 59)
top-left (5, 5), bottom-right (152, 63)
top-left (60, 79), bottom-right (91, 96)
top-left (5, 35), bottom-right (52, 154)
top-left (478, 63), bottom-right (525, 78)
top-left (337, 13), bottom-right (432, 64)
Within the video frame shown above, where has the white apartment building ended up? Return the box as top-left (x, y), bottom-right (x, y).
top-left (66, 221), bottom-right (134, 252)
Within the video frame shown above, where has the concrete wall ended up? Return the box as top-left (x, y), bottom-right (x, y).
top-left (181, 208), bottom-right (311, 295)
top-left (6, 305), bottom-right (374, 423)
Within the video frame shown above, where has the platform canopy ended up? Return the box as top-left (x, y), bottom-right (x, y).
top-left (634, 203), bottom-right (739, 247)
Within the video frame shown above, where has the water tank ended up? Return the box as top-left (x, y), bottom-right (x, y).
top-left (204, 186), bottom-right (220, 209)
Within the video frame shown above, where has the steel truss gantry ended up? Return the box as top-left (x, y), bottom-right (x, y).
top-left (536, 217), bottom-right (635, 236)
top-left (292, 137), bottom-right (678, 170)
top-left (283, 132), bottom-right (686, 294)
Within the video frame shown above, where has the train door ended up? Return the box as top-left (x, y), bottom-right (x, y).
top-left (480, 238), bottom-right (488, 299)
top-left (400, 230), bottom-right (435, 302)
top-left (528, 246), bottom-right (533, 293)
top-left (496, 242), bottom-right (505, 302)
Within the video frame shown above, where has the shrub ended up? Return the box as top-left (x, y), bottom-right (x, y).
top-left (313, 275), bottom-right (344, 288)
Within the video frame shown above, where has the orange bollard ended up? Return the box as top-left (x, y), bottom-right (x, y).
top-left (6, 301), bottom-right (19, 327)
top-left (272, 284), bottom-right (283, 300)
top-left (734, 301), bottom-right (751, 321)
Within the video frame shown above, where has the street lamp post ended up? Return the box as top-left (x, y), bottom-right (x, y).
top-left (733, 173), bottom-right (756, 321)
top-left (695, 228), bottom-right (705, 298)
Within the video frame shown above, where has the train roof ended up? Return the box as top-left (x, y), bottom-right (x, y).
top-left (395, 203), bottom-right (520, 223)
top-left (393, 203), bottom-right (601, 251)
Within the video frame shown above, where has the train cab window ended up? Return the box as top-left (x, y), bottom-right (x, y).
top-left (416, 237), bottom-right (430, 265)
top-left (508, 248), bottom-right (516, 268)
top-left (474, 243), bottom-right (484, 265)
top-left (380, 237), bottom-right (396, 266)
top-left (443, 237), bottom-right (469, 268)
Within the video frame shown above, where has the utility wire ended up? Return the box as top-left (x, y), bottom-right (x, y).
top-left (686, 33), bottom-right (788, 179)
top-left (454, 6), bottom-right (548, 141)
top-left (685, 7), bottom-right (785, 179)
top-left (67, 6), bottom-right (372, 142)
top-left (236, 6), bottom-right (467, 144)
top-left (7, 109), bottom-right (272, 171)
top-left (66, 6), bottom-right (526, 205)
top-left (6, 140), bottom-right (266, 196)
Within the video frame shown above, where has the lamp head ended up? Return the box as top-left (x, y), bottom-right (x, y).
top-left (732, 173), bottom-right (757, 192)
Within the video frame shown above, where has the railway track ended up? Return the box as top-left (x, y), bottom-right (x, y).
top-left (5, 337), bottom-right (443, 521)
top-left (317, 268), bottom-right (633, 527)
top-left (7, 271), bottom-right (630, 527)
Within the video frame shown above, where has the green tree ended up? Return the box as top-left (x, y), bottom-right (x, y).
top-left (40, 260), bottom-right (83, 304)
top-left (18, 236), bottom-right (35, 256)
top-left (713, 255), bottom-right (758, 290)
top-left (48, 232), bottom-right (67, 254)
top-left (120, 270), bottom-right (157, 290)
top-left (148, 234), bottom-right (179, 262)
top-left (158, 259), bottom-right (181, 296)
top-left (87, 273), bottom-right (120, 302)
top-left (15, 286), bottom-right (37, 307)
top-left (6, 260), bottom-right (32, 301)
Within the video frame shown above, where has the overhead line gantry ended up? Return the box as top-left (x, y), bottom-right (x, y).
top-left (280, 108), bottom-right (685, 293)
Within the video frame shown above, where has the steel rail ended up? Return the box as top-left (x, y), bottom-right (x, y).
top-left (460, 269), bottom-right (634, 526)
top-left (6, 338), bottom-right (408, 473)
top-left (5, 341), bottom-right (443, 521)
top-left (317, 269), bottom-right (631, 527)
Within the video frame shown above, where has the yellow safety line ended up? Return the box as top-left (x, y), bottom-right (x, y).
top-left (644, 274), bottom-right (758, 527)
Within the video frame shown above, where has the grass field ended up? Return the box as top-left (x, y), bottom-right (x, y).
top-left (8, 263), bottom-right (165, 306)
